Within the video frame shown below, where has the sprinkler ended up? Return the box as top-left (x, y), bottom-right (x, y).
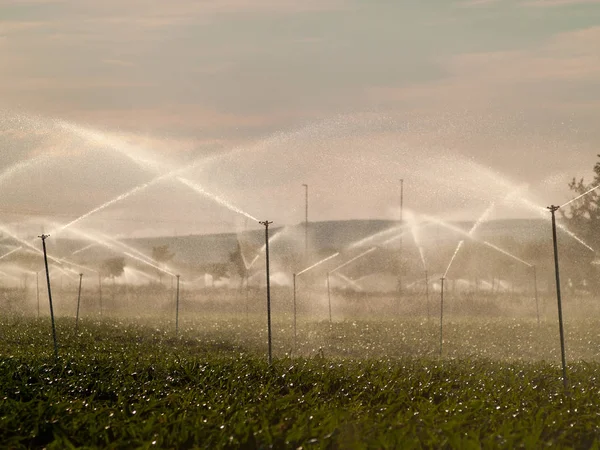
top-left (96, 273), bottom-right (102, 317)
top-left (36, 271), bottom-right (40, 318)
top-left (439, 277), bottom-right (445, 358)
top-left (259, 220), bottom-right (273, 365)
top-left (39, 234), bottom-right (58, 360)
top-left (327, 272), bottom-right (332, 324)
top-left (532, 265), bottom-right (540, 325)
top-left (425, 270), bottom-right (430, 320)
top-left (75, 273), bottom-right (83, 332)
top-left (302, 184), bottom-right (308, 256)
top-left (548, 205), bottom-right (568, 391)
top-left (293, 273), bottom-right (297, 350)
top-left (175, 275), bottom-right (180, 336)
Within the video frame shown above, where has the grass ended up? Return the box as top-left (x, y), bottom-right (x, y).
top-left (2, 313), bottom-right (600, 448)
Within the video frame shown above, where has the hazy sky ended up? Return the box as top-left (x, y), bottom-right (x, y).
top-left (1, 0), bottom-right (599, 237)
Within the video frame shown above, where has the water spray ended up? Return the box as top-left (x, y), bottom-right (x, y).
top-left (39, 234), bottom-right (58, 360)
top-left (259, 220), bottom-right (273, 365)
top-left (560, 184), bottom-right (600, 209)
top-left (296, 253), bottom-right (340, 276)
top-left (398, 178), bottom-right (404, 297)
top-left (75, 273), bottom-right (83, 332)
top-left (548, 205), bottom-right (568, 391)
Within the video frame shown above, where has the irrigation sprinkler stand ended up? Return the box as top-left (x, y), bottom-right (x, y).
top-left (39, 234), bottom-right (58, 360)
top-left (75, 273), bottom-right (83, 332)
top-left (327, 272), bottom-right (332, 324)
top-left (175, 275), bottom-right (180, 336)
top-left (98, 273), bottom-right (103, 317)
top-left (548, 205), bottom-right (568, 391)
top-left (245, 276), bottom-right (249, 320)
top-left (533, 265), bottom-right (540, 326)
top-left (439, 277), bottom-right (445, 358)
top-left (302, 184), bottom-right (308, 257)
top-left (260, 220), bottom-right (274, 365)
top-left (36, 271), bottom-right (40, 318)
top-left (398, 178), bottom-right (404, 299)
top-left (293, 273), bottom-right (297, 352)
top-left (425, 270), bottom-right (430, 320)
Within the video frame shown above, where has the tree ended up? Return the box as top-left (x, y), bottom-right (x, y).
top-left (100, 257), bottom-right (125, 280)
top-left (152, 245), bottom-right (175, 284)
top-left (562, 155), bottom-right (600, 292)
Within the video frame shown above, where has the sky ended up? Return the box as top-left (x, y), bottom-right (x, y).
top-left (1, 0), bottom-right (599, 237)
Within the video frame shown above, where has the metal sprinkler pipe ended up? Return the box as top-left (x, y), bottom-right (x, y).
top-left (327, 272), bottom-right (332, 324)
top-left (439, 277), bottom-right (445, 358)
top-left (548, 205), bottom-right (568, 391)
top-left (398, 178), bottom-right (404, 298)
top-left (39, 234), bottom-right (58, 360)
top-left (98, 273), bottom-right (103, 317)
top-left (293, 273), bottom-right (297, 351)
top-left (175, 275), bottom-right (181, 336)
top-left (75, 273), bottom-right (83, 332)
top-left (36, 271), bottom-right (40, 318)
top-left (302, 184), bottom-right (308, 256)
top-left (259, 220), bottom-right (273, 365)
top-left (425, 270), bottom-right (430, 320)
top-left (533, 265), bottom-right (540, 326)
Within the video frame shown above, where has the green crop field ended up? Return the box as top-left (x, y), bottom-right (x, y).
top-left (2, 313), bottom-right (600, 449)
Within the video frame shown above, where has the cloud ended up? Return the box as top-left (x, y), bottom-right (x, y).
top-left (522, 0), bottom-right (600, 6)
top-left (367, 25), bottom-right (600, 112)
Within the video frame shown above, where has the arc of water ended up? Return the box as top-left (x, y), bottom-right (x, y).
top-left (0, 246), bottom-right (23, 261)
top-left (443, 240), bottom-right (465, 279)
top-left (330, 247), bottom-right (377, 274)
top-left (443, 201), bottom-right (496, 278)
top-left (71, 243), bottom-right (97, 256)
top-left (176, 177), bottom-right (258, 222)
top-left (515, 197), bottom-right (594, 252)
top-left (405, 212), bottom-right (430, 270)
top-left (246, 227), bottom-right (288, 270)
top-left (122, 252), bottom-right (176, 277)
top-left (57, 120), bottom-right (260, 223)
top-left (60, 226), bottom-right (175, 276)
top-left (296, 252), bottom-right (340, 276)
top-left (482, 240), bottom-right (532, 267)
top-left (560, 184), bottom-right (600, 209)
top-left (347, 225), bottom-right (404, 249)
top-left (332, 272), bottom-right (363, 291)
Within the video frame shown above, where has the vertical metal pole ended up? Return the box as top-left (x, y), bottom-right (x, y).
top-left (425, 270), bottom-right (430, 320)
top-left (75, 273), bottom-right (83, 332)
top-left (548, 205), bottom-right (568, 390)
top-left (36, 271), bottom-right (40, 318)
top-left (302, 184), bottom-right (308, 256)
top-left (327, 272), bottom-right (332, 323)
top-left (175, 274), bottom-right (180, 336)
top-left (260, 220), bottom-right (273, 365)
top-left (398, 179), bottom-right (404, 298)
top-left (293, 273), bottom-right (297, 351)
top-left (98, 273), bottom-right (103, 317)
top-left (440, 277), bottom-right (445, 358)
top-left (245, 276), bottom-right (249, 320)
top-left (533, 265), bottom-right (540, 326)
top-left (39, 234), bottom-right (58, 360)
